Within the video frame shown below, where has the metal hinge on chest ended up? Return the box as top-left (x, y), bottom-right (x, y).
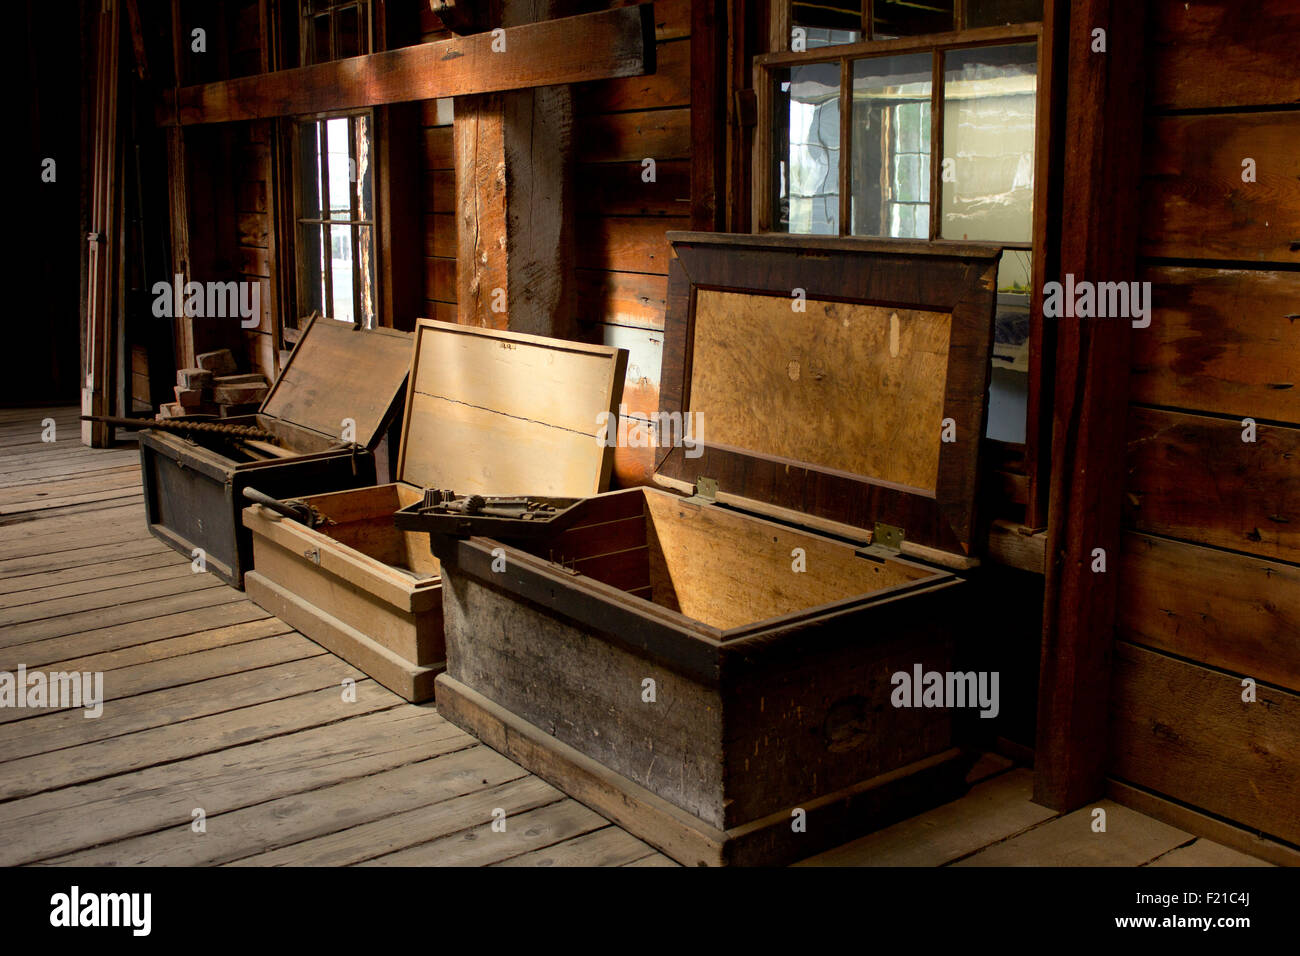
top-left (683, 477), bottom-right (718, 505)
top-left (856, 522), bottom-right (905, 561)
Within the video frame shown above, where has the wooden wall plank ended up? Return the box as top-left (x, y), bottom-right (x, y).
top-left (1147, 0), bottom-right (1300, 110)
top-left (1109, 642), bottom-right (1300, 847)
top-left (423, 127), bottom-right (454, 170)
top-left (1140, 111), bottom-right (1300, 263)
top-left (575, 37), bottom-right (690, 113)
top-left (575, 216), bottom-right (686, 274)
top-left (575, 161), bottom-right (691, 218)
top-left (599, 323), bottom-right (662, 419)
top-left (424, 258), bottom-right (457, 303)
top-left (237, 246), bottom-right (270, 278)
top-left (1120, 533), bottom-right (1300, 692)
top-left (237, 180), bottom-right (267, 213)
top-left (575, 270), bottom-right (667, 330)
top-left (596, 0), bottom-right (690, 40)
top-left (237, 211), bottom-right (268, 248)
top-left (423, 170), bottom-right (454, 213)
top-left (424, 213), bottom-right (457, 259)
top-left (1124, 406), bottom-right (1300, 563)
top-left (576, 108), bottom-right (691, 163)
top-left (1132, 266), bottom-right (1300, 424)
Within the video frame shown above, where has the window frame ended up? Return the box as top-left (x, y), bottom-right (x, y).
top-left (287, 110), bottom-right (380, 330)
top-left (272, 0), bottom-right (383, 337)
top-left (751, 16), bottom-right (1055, 530)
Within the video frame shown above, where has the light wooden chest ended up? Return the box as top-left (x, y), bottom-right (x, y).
top-left (429, 233), bottom-right (1003, 865)
top-left (242, 319), bottom-right (627, 701)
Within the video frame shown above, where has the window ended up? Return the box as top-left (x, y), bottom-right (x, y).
top-left (766, 39), bottom-right (1037, 249)
top-left (300, 0), bottom-right (373, 63)
top-left (789, 0), bottom-right (1042, 47)
top-left (282, 1), bottom-right (378, 329)
top-left (292, 114), bottom-right (377, 327)
top-left (756, 10), bottom-right (1051, 506)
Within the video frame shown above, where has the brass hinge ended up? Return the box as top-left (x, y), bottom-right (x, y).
top-left (873, 522), bottom-right (905, 551)
top-left (684, 476), bottom-right (718, 505)
top-left (856, 522), bottom-right (905, 562)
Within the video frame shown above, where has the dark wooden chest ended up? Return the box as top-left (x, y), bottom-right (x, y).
top-left (429, 233), bottom-right (1004, 865)
top-left (139, 316), bottom-right (412, 587)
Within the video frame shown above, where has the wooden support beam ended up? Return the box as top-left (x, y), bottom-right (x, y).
top-left (454, 0), bottom-right (612, 337)
top-left (160, 5), bottom-right (655, 126)
top-left (1033, 0), bottom-right (1147, 811)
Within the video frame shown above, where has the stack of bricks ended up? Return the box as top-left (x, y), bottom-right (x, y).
top-left (157, 349), bottom-right (270, 419)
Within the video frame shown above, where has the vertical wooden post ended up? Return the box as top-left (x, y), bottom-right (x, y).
top-left (1033, 0), bottom-right (1146, 810)
top-left (1024, 0), bottom-right (1067, 531)
top-left (691, 0), bottom-right (726, 232)
top-left (84, 0), bottom-right (121, 447)
top-left (455, 0), bottom-right (575, 338)
top-left (165, 0), bottom-right (194, 371)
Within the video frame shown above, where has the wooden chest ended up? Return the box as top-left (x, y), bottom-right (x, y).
top-left (241, 319), bottom-right (627, 702)
top-left (429, 233), bottom-right (1002, 865)
top-left (139, 316), bottom-right (412, 588)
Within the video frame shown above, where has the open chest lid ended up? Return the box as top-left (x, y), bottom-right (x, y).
top-left (654, 232), bottom-right (1001, 564)
top-left (394, 319), bottom-right (628, 497)
top-left (260, 314), bottom-right (413, 447)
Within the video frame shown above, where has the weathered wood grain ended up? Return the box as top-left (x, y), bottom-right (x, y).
top-left (1131, 267), bottom-right (1300, 423)
top-left (796, 769), bottom-right (1055, 866)
top-left (1124, 407), bottom-right (1300, 563)
top-left (576, 269), bottom-right (668, 329)
top-left (166, 6), bottom-right (654, 125)
top-left (0, 707), bottom-right (447, 865)
top-left (1140, 111), bottom-right (1300, 263)
top-left (1109, 642), bottom-right (1300, 846)
top-left (953, 800), bottom-right (1190, 866)
top-left (1119, 533), bottom-right (1300, 691)
top-left (228, 775), bottom-right (561, 866)
top-left (576, 108), bottom-right (691, 162)
top-left (1146, 0), bottom-right (1300, 110)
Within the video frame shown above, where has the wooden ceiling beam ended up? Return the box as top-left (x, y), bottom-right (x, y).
top-left (159, 4), bottom-right (654, 126)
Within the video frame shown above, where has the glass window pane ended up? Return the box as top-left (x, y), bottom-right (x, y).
top-left (792, 0), bottom-right (862, 48)
top-left (773, 63), bottom-right (842, 235)
top-left (297, 121), bottom-right (324, 219)
top-left (987, 252), bottom-right (1032, 438)
top-left (848, 53), bottom-right (931, 238)
top-left (336, 4), bottom-right (361, 58)
top-left (967, 0), bottom-right (1043, 28)
top-left (325, 117), bottom-right (352, 218)
top-left (311, 13), bottom-right (331, 64)
top-left (872, 0), bottom-right (953, 39)
top-left (329, 224), bottom-right (354, 323)
top-left (940, 43), bottom-right (1037, 242)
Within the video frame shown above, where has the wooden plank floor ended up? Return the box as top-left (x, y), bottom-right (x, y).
top-left (0, 407), bottom-right (1270, 867)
